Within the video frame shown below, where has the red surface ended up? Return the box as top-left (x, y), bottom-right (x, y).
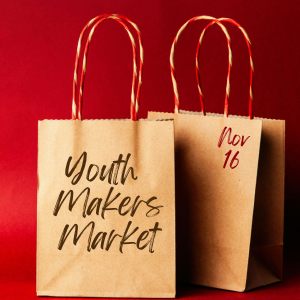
top-left (1, 0), bottom-right (300, 299)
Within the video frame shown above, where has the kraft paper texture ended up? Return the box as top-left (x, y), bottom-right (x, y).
top-left (149, 110), bottom-right (284, 292)
top-left (196, 112), bottom-right (285, 291)
top-left (37, 119), bottom-right (176, 298)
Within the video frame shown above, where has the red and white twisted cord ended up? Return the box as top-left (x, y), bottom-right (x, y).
top-left (196, 18), bottom-right (254, 119)
top-left (72, 14), bottom-right (143, 121)
top-left (72, 14), bottom-right (105, 120)
top-left (170, 16), bottom-right (231, 114)
top-left (78, 16), bottom-right (137, 121)
top-left (113, 14), bottom-right (144, 120)
top-left (195, 21), bottom-right (232, 117)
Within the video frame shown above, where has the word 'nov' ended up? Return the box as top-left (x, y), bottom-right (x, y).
top-left (218, 127), bottom-right (251, 169)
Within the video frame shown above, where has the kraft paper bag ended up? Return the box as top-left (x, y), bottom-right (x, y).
top-left (37, 15), bottom-right (176, 298)
top-left (149, 17), bottom-right (284, 292)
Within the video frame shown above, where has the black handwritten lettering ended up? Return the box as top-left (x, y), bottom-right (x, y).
top-left (65, 152), bottom-right (87, 185)
top-left (121, 154), bottom-right (137, 184)
top-left (54, 186), bottom-right (161, 219)
top-left (106, 230), bottom-right (122, 251)
top-left (100, 164), bottom-right (115, 184)
top-left (56, 151), bottom-right (163, 254)
top-left (148, 222), bottom-right (162, 253)
top-left (119, 221), bottom-right (139, 253)
top-left (65, 152), bottom-right (137, 186)
top-left (91, 231), bottom-right (107, 250)
top-left (118, 197), bottom-right (131, 216)
top-left (58, 221), bottom-right (94, 251)
top-left (57, 221), bottom-right (162, 253)
top-left (53, 187), bottom-right (90, 217)
top-left (86, 197), bottom-right (102, 216)
top-left (86, 164), bottom-right (99, 182)
top-left (129, 196), bottom-right (144, 217)
top-left (112, 154), bottom-right (123, 185)
top-left (137, 231), bottom-right (150, 250)
top-left (101, 187), bottom-right (120, 219)
top-left (146, 197), bottom-right (163, 217)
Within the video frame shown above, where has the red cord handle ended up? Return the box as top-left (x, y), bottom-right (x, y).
top-left (170, 16), bottom-right (231, 114)
top-left (72, 14), bottom-right (143, 121)
top-left (196, 18), bottom-right (254, 119)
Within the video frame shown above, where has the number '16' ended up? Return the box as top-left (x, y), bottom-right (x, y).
top-left (223, 150), bottom-right (239, 169)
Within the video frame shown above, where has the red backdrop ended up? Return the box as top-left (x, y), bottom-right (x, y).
top-left (1, 0), bottom-right (300, 299)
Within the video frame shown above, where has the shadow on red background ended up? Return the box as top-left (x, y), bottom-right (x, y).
top-left (0, 0), bottom-right (300, 299)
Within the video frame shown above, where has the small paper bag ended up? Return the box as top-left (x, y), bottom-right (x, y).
top-left (37, 15), bottom-right (176, 298)
top-left (149, 16), bottom-right (284, 292)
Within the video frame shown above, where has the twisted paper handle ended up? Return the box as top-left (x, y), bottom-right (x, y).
top-left (196, 18), bottom-right (254, 119)
top-left (72, 14), bottom-right (143, 121)
top-left (78, 16), bottom-right (137, 121)
top-left (195, 21), bottom-right (232, 117)
top-left (170, 16), bottom-right (231, 114)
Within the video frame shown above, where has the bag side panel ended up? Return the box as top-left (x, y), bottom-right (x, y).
top-left (149, 112), bottom-right (262, 292)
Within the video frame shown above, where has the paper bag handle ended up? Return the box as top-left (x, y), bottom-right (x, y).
top-left (170, 16), bottom-right (231, 114)
top-left (195, 21), bottom-right (232, 117)
top-left (72, 14), bottom-right (143, 121)
top-left (196, 18), bottom-right (254, 119)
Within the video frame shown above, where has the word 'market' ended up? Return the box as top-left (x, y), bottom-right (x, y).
top-left (58, 220), bottom-right (162, 253)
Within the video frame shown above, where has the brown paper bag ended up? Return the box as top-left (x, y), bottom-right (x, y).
top-left (37, 15), bottom-right (176, 298)
top-left (149, 17), bottom-right (284, 292)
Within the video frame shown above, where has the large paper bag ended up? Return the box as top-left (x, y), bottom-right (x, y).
top-left (37, 15), bottom-right (176, 298)
top-left (149, 16), bottom-right (284, 292)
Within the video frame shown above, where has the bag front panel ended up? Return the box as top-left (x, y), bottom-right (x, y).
top-left (37, 119), bottom-right (176, 298)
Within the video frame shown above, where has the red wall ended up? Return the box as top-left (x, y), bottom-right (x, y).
top-left (1, 0), bottom-right (299, 282)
